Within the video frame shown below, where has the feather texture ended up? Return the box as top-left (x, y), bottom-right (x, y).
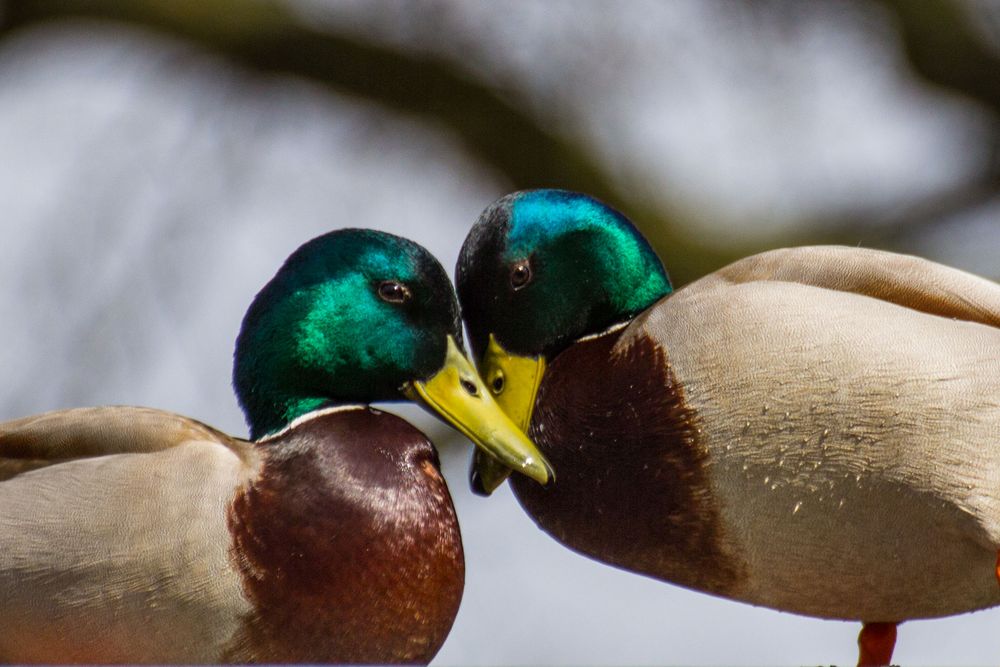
top-left (622, 246), bottom-right (1000, 619)
top-left (0, 407), bottom-right (253, 662)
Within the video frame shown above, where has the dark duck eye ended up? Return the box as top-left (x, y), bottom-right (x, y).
top-left (510, 260), bottom-right (532, 291)
top-left (377, 280), bottom-right (412, 304)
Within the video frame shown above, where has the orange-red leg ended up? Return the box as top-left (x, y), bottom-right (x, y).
top-left (857, 621), bottom-right (897, 667)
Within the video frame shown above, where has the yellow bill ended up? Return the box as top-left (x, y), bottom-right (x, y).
top-left (482, 334), bottom-right (546, 431)
top-left (470, 334), bottom-right (548, 495)
top-left (405, 335), bottom-right (552, 486)
top-left (470, 449), bottom-right (512, 496)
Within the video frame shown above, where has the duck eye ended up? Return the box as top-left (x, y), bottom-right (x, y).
top-left (510, 260), bottom-right (532, 291)
top-left (377, 281), bottom-right (411, 304)
top-left (491, 372), bottom-right (505, 395)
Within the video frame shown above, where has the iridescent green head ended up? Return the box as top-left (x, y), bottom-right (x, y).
top-left (230, 228), bottom-right (552, 485)
top-left (234, 229), bottom-right (458, 438)
top-left (457, 190), bottom-right (672, 361)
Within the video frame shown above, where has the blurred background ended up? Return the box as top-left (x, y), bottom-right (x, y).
top-left (1, 0), bottom-right (998, 664)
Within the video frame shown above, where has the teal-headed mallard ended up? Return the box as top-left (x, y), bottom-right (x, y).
top-left (456, 189), bottom-right (1000, 667)
top-left (0, 228), bottom-right (550, 664)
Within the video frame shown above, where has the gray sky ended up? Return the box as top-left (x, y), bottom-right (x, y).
top-left (1, 4), bottom-right (999, 664)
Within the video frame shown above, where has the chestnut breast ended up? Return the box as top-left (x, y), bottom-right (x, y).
top-left (227, 407), bottom-right (464, 664)
top-left (509, 331), bottom-right (745, 597)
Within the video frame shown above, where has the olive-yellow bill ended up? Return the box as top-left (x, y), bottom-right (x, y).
top-left (470, 334), bottom-right (548, 495)
top-left (406, 336), bottom-right (552, 486)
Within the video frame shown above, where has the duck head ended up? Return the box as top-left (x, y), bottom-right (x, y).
top-left (233, 228), bottom-right (552, 485)
top-left (457, 190), bottom-right (672, 492)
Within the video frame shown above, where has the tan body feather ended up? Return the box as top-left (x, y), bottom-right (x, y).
top-left (628, 246), bottom-right (1000, 620)
top-left (0, 404), bottom-right (464, 664)
top-left (0, 407), bottom-right (257, 663)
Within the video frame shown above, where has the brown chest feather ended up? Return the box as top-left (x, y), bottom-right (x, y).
top-left (511, 332), bottom-right (744, 595)
top-left (226, 409), bottom-right (464, 664)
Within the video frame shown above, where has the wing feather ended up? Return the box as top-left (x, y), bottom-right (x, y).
top-left (710, 246), bottom-right (1000, 329)
top-left (0, 406), bottom-right (245, 480)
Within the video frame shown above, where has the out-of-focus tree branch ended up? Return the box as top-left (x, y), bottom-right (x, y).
top-left (858, 0), bottom-right (1000, 242)
top-left (785, 0), bottom-right (1000, 249)
top-left (1, 0), bottom-right (996, 283)
top-left (877, 0), bottom-right (1000, 115)
top-left (1, 0), bottom-right (772, 284)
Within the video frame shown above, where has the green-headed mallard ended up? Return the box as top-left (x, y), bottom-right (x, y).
top-left (456, 189), bottom-right (1000, 666)
top-left (0, 228), bottom-right (550, 664)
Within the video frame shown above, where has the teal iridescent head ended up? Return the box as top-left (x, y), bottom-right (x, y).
top-left (457, 191), bottom-right (671, 494)
top-left (456, 190), bottom-right (672, 361)
top-left (232, 229), bottom-right (552, 485)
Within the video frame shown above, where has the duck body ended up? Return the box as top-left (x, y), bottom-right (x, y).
top-left (457, 189), bottom-right (1000, 662)
top-left (511, 246), bottom-right (1000, 622)
top-left (0, 405), bottom-right (462, 664)
top-left (0, 228), bottom-right (548, 664)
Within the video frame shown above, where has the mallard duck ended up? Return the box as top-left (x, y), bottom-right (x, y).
top-left (456, 189), bottom-right (1000, 667)
top-left (0, 228), bottom-right (550, 664)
